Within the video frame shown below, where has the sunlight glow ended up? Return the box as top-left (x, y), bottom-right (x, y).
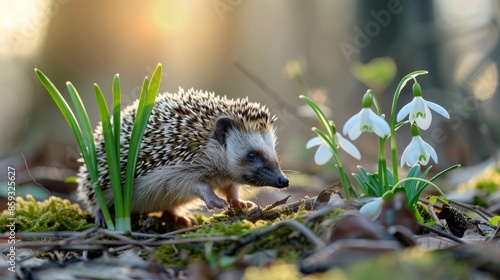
top-left (0, 0), bottom-right (37, 30)
top-left (0, 0), bottom-right (55, 57)
top-left (150, 1), bottom-right (190, 35)
top-left (471, 61), bottom-right (498, 101)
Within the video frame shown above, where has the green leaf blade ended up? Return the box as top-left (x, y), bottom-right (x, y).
top-left (94, 84), bottom-right (124, 222)
top-left (112, 74), bottom-right (122, 155)
top-left (35, 69), bottom-right (90, 169)
top-left (123, 64), bottom-right (163, 218)
top-left (300, 95), bottom-right (334, 138)
top-left (394, 70), bottom-right (428, 98)
top-left (66, 82), bottom-right (98, 183)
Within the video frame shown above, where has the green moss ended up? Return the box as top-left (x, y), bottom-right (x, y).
top-left (189, 220), bottom-right (256, 237)
top-left (156, 243), bottom-right (205, 268)
top-left (156, 219), bottom-right (259, 266)
top-left (416, 201), bottom-right (432, 223)
top-left (154, 201), bottom-right (347, 268)
top-left (205, 207), bottom-right (252, 224)
top-left (0, 195), bottom-right (93, 233)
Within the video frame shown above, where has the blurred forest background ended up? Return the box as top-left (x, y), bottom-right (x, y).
top-left (1, 0), bottom-right (500, 202)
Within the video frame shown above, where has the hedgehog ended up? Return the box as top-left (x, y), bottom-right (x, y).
top-left (77, 88), bottom-right (289, 223)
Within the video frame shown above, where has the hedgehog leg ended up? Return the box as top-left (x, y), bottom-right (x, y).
top-left (195, 182), bottom-right (229, 210)
top-left (95, 209), bottom-right (106, 227)
top-left (94, 206), bottom-right (115, 228)
top-left (224, 183), bottom-right (257, 208)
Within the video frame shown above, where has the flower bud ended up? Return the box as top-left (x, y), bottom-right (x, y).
top-left (412, 82), bottom-right (422, 97)
top-left (362, 91), bottom-right (373, 108)
top-left (411, 122), bottom-right (420, 136)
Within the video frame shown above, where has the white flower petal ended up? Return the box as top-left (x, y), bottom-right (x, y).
top-left (359, 109), bottom-right (372, 130)
top-left (396, 99), bottom-right (415, 122)
top-left (417, 150), bottom-right (430, 165)
top-left (413, 136), bottom-right (431, 165)
top-left (368, 110), bottom-right (390, 137)
top-left (306, 137), bottom-right (323, 149)
top-left (401, 137), bottom-right (419, 167)
top-left (336, 133), bottom-right (361, 160)
top-left (314, 144), bottom-right (334, 165)
top-left (343, 110), bottom-right (362, 135)
top-left (347, 117), bottom-right (363, 140)
top-left (422, 141), bottom-right (438, 164)
top-left (401, 136), bottom-right (439, 167)
top-left (411, 97), bottom-right (427, 118)
top-left (412, 97), bottom-right (432, 130)
top-left (425, 100), bottom-right (450, 119)
top-left (372, 124), bottom-right (386, 138)
top-left (344, 108), bottom-right (390, 140)
top-left (359, 197), bottom-right (384, 221)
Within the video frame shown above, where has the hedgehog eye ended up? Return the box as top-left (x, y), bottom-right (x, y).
top-left (246, 152), bottom-right (258, 161)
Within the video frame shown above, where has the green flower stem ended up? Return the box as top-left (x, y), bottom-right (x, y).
top-left (311, 126), bottom-right (357, 199)
top-left (332, 149), bottom-right (357, 199)
top-left (390, 70), bottom-right (429, 184)
top-left (391, 177), bottom-right (446, 197)
top-left (378, 138), bottom-right (389, 191)
top-left (367, 90), bottom-right (390, 190)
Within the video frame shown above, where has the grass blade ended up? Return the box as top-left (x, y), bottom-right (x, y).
top-left (66, 82), bottom-right (98, 182)
top-left (413, 165), bottom-right (433, 194)
top-left (311, 127), bottom-right (334, 151)
top-left (147, 64), bottom-right (162, 102)
top-left (404, 164), bottom-right (420, 200)
top-left (34, 69), bottom-right (90, 168)
top-left (429, 164), bottom-right (461, 182)
top-left (94, 84), bottom-right (124, 226)
top-left (123, 64), bottom-right (163, 217)
top-left (112, 74), bottom-right (121, 153)
top-left (36, 69), bottom-right (115, 230)
top-left (123, 77), bottom-right (149, 219)
top-left (352, 173), bottom-right (368, 194)
top-left (300, 95), bottom-right (334, 138)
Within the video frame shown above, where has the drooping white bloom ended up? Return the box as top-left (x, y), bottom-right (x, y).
top-left (342, 108), bottom-right (390, 140)
top-left (306, 133), bottom-right (361, 165)
top-left (306, 137), bottom-right (333, 165)
top-left (359, 197), bottom-right (384, 221)
top-left (396, 84), bottom-right (450, 130)
top-left (400, 135), bottom-right (438, 167)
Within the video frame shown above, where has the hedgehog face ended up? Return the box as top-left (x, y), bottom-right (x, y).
top-left (215, 117), bottom-right (289, 188)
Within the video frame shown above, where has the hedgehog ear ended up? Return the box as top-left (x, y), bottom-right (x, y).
top-left (215, 117), bottom-right (237, 146)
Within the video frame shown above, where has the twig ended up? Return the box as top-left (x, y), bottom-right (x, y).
top-left (1, 236), bottom-right (242, 253)
top-left (486, 224), bottom-right (500, 244)
top-left (448, 199), bottom-right (494, 221)
top-left (418, 223), bottom-right (466, 244)
top-left (428, 203), bottom-right (452, 234)
top-left (223, 219), bottom-right (325, 256)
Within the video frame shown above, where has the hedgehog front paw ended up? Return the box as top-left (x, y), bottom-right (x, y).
top-left (228, 199), bottom-right (257, 208)
top-left (196, 182), bottom-right (229, 210)
top-left (205, 196), bottom-right (229, 210)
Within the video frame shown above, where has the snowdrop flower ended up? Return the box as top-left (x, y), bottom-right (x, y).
top-left (343, 93), bottom-right (390, 140)
top-left (359, 197), bottom-right (384, 221)
top-left (396, 82), bottom-right (450, 130)
top-left (400, 124), bottom-right (438, 167)
top-left (306, 133), bottom-right (361, 165)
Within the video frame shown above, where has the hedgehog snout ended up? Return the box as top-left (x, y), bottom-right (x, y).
top-left (275, 175), bottom-right (289, 188)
